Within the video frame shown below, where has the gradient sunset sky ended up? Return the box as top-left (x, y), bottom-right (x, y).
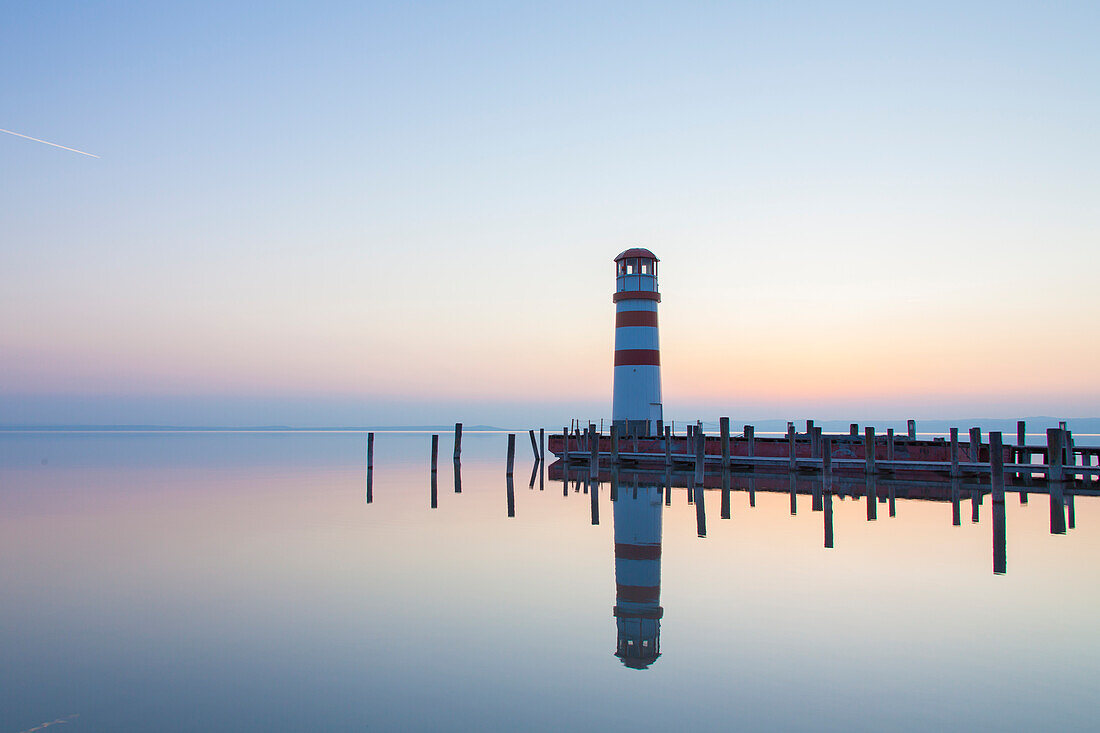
top-left (2, 2), bottom-right (1098, 426)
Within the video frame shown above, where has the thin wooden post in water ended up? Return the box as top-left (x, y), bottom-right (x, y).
top-left (907, 419), bottom-right (917, 440)
top-left (720, 417), bottom-right (730, 469)
top-left (694, 428), bottom-right (705, 486)
top-left (506, 434), bottom-right (515, 475)
top-left (811, 427), bottom-right (822, 463)
top-left (822, 436), bottom-right (833, 485)
top-left (990, 431), bottom-right (1005, 503)
top-left (539, 428), bottom-right (545, 464)
top-left (850, 423), bottom-right (859, 437)
top-left (969, 428), bottom-right (982, 466)
top-left (950, 428), bottom-right (960, 477)
top-left (887, 428), bottom-right (895, 461)
top-left (864, 426), bottom-right (876, 475)
top-left (562, 428), bottom-right (570, 468)
top-left (806, 419), bottom-right (814, 435)
top-left (1047, 428), bottom-right (1065, 482)
top-left (664, 426), bottom-right (672, 467)
top-left (1016, 420), bottom-right (1026, 465)
top-left (589, 426), bottom-right (599, 480)
top-left (431, 434), bottom-right (439, 472)
top-left (745, 425), bottom-right (755, 460)
top-left (367, 432), bottom-right (374, 470)
top-left (529, 430), bottom-right (539, 461)
top-left (788, 424), bottom-right (797, 471)
top-left (610, 424), bottom-right (619, 464)
top-left (453, 423), bottom-right (463, 461)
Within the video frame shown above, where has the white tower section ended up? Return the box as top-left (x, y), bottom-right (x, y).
top-left (612, 248), bottom-right (662, 437)
top-left (613, 480), bottom-right (663, 669)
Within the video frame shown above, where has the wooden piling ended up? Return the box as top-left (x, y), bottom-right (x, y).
top-left (969, 427), bottom-right (982, 465)
top-left (664, 425), bottom-right (672, 467)
top-left (539, 428), bottom-right (545, 464)
top-left (367, 432), bottom-right (374, 470)
top-left (610, 424), bottom-right (619, 464)
top-left (850, 423), bottom-right (859, 437)
top-left (720, 417), bottom-right (730, 469)
top-left (822, 436), bottom-right (832, 485)
top-left (506, 433), bottom-right (516, 475)
top-left (694, 428), bottom-right (705, 486)
top-left (589, 426), bottom-right (599, 480)
top-left (745, 425), bottom-right (755, 459)
top-left (453, 423), bottom-right (463, 461)
top-left (431, 434), bottom-right (439, 472)
top-left (811, 427), bottom-right (822, 461)
top-left (950, 428), bottom-right (959, 477)
top-left (1047, 428), bottom-right (1065, 482)
top-left (788, 424), bottom-right (797, 471)
top-left (907, 419), bottom-right (916, 440)
top-left (562, 428), bottom-right (570, 468)
top-left (806, 419), bottom-right (814, 435)
top-left (886, 428), bottom-right (895, 461)
top-left (990, 431), bottom-right (1005, 503)
top-left (529, 430), bottom-right (539, 461)
top-left (1016, 420), bottom-right (1026, 465)
top-left (864, 426), bottom-right (876, 475)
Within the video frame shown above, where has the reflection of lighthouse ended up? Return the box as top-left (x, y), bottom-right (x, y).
top-left (613, 480), bottom-right (664, 668)
top-left (612, 248), bottom-right (662, 437)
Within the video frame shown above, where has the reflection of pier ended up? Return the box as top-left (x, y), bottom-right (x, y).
top-left (549, 460), bottom-right (1091, 576)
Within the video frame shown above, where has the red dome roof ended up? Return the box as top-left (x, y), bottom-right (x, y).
top-left (614, 247), bottom-right (658, 262)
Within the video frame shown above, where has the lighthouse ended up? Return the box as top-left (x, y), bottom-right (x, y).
top-left (612, 248), bottom-right (662, 437)
top-left (613, 477), bottom-right (664, 668)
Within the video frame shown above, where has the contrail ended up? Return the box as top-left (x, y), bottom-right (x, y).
top-left (0, 128), bottom-right (99, 158)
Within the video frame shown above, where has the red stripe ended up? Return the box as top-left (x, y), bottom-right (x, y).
top-left (616, 311), bottom-right (659, 328)
top-left (615, 349), bottom-right (660, 366)
top-left (613, 291), bottom-right (661, 303)
top-left (615, 543), bottom-right (662, 560)
top-left (616, 584), bottom-right (661, 602)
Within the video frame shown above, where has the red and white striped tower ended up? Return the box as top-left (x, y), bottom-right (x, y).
top-left (613, 478), bottom-right (663, 668)
top-left (612, 248), bottom-right (662, 437)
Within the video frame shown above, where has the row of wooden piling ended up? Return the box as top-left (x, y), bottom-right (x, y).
top-left (559, 419), bottom-right (1098, 481)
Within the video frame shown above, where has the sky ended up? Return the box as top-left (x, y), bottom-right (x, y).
top-left (2, 1), bottom-right (1098, 426)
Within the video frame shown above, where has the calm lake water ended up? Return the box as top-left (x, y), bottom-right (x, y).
top-left (2, 431), bottom-right (1099, 732)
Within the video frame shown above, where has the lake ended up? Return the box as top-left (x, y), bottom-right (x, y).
top-left (2, 431), bottom-right (1098, 732)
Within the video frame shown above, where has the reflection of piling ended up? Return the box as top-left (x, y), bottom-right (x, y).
top-left (788, 473), bottom-right (797, 515)
top-left (430, 469), bottom-right (438, 509)
top-left (454, 459), bottom-right (462, 494)
top-left (453, 423), bottom-right (462, 460)
top-left (992, 500), bottom-right (1006, 575)
top-left (950, 475), bottom-right (961, 526)
top-left (366, 467), bottom-right (373, 504)
top-left (721, 468), bottom-right (731, 519)
top-left (823, 484), bottom-right (834, 549)
top-left (506, 434), bottom-right (516, 475)
top-left (506, 474), bottom-right (515, 517)
top-left (866, 473), bottom-right (877, 521)
top-left (695, 484), bottom-right (706, 537)
top-left (591, 475), bottom-right (600, 524)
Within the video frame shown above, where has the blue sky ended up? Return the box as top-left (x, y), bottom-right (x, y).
top-left (2, 2), bottom-right (1098, 425)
